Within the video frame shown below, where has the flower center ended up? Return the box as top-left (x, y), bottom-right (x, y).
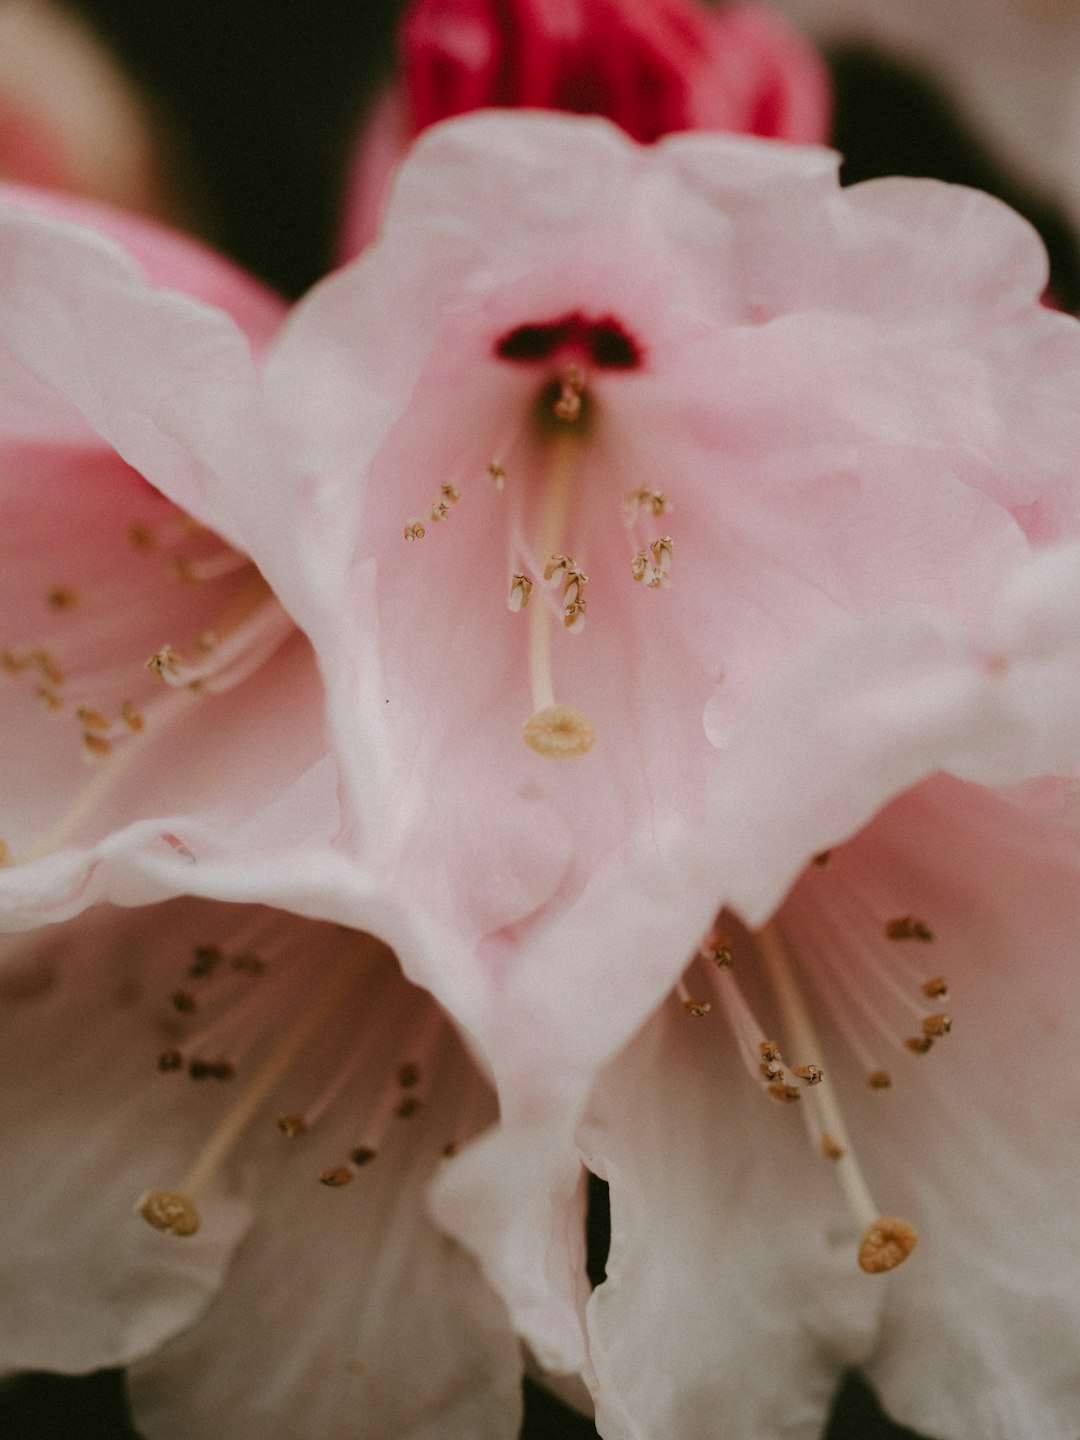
top-left (136, 920), bottom-right (476, 1236)
top-left (1, 508), bottom-right (293, 866)
top-left (675, 875), bottom-right (952, 1275)
top-left (401, 311), bottom-right (673, 760)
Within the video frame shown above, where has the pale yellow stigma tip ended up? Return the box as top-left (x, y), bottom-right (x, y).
top-left (858, 1216), bottom-right (917, 1274)
top-left (136, 1189), bottom-right (201, 1237)
top-left (522, 705), bottom-right (595, 758)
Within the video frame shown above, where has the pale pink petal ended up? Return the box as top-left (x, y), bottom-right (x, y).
top-left (0, 907), bottom-right (252, 1370)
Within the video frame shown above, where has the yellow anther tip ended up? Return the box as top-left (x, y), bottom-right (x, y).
top-left (136, 1189), bottom-right (201, 1238)
top-left (858, 1216), bottom-right (917, 1274)
top-left (522, 704), bottom-right (595, 758)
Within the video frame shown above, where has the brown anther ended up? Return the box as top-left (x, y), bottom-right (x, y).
top-left (563, 598), bottom-right (587, 632)
top-left (886, 915), bottom-right (934, 942)
top-left (442, 1142), bottom-right (460, 1159)
top-left (812, 850), bottom-right (832, 866)
top-left (681, 996), bottom-right (712, 1018)
top-left (277, 1113), bottom-right (308, 1138)
top-left (398, 1062), bottom-right (421, 1089)
top-left (760, 1060), bottom-right (785, 1081)
top-left (121, 700), bottom-right (145, 732)
top-left (868, 1069), bottom-right (893, 1090)
top-left (157, 1049), bottom-right (183, 1073)
top-left (32, 652), bottom-right (64, 686)
top-left (767, 1081), bottom-right (801, 1104)
top-left (701, 930), bottom-right (733, 969)
top-left (82, 733), bottom-right (113, 761)
top-left (46, 586), bottom-right (80, 611)
top-left (194, 632), bottom-right (217, 656)
top-left (128, 523), bottom-right (157, 550)
top-left (404, 520), bottom-right (426, 542)
top-left (508, 573), bottom-right (533, 613)
top-left (921, 977), bottom-right (949, 1000)
top-left (210, 1062), bottom-right (235, 1081)
top-left (137, 1190), bottom-right (200, 1237)
top-left (821, 1132), bottom-right (845, 1161)
top-left (319, 1166), bottom-right (354, 1188)
top-left (171, 990), bottom-right (197, 1014)
top-left (75, 706), bottom-right (110, 732)
top-left (523, 704), bottom-right (595, 759)
top-left (904, 1035), bottom-right (934, 1056)
top-left (440, 483), bottom-right (461, 503)
top-left (1, 650), bottom-right (27, 675)
top-left (631, 549), bottom-right (649, 583)
top-left (170, 557), bottom-right (197, 583)
top-left (553, 364), bottom-right (584, 422)
top-left (396, 1096), bottom-right (423, 1120)
top-left (760, 1041), bottom-right (783, 1066)
top-left (921, 1013), bottom-right (952, 1038)
top-left (36, 687), bottom-right (63, 712)
top-left (429, 500), bottom-right (450, 523)
top-left (187, 1059), bottom-right (212, 1080)
top-left (858, 1216), bottom-right (918, 1274)
top-left (188, 944), bottom-right (223, 979)
top-left (794, 1064), bottom-right (824, 1085)
top-left (486, 460), bottom-right (506, 490)
top-left (146, 645), bottom-right (180, 679)
top-left (350, 1147), bottom-right (377, 1167)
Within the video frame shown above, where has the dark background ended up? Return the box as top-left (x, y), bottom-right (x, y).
top-left (4, 2), bottom-right (1077, 1435)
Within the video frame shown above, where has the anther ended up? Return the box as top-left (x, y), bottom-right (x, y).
top-left (429, 500), bottom-right (450, 523)
top-left (904, 1035), bottom-right (934, 1055)
top-left (868, 1069), bottom-right (892, 1090)
top-left (821, 1133), bottom-right (845, 1161)
top-left (129, 523), bottom-right (157, 550)
top-left (440, 483), bottom-right (460, 504)
top-left (623, 487), bottom-right (671, 523)
top-left (319, 1166), bottom-right (353, 1188)
top-left (46, 586), bottom-right (80, 611)
top-left (793, 1064), bottom-right (824, 1085)
top-left (146, 645), bottom-right (181, 679)
top-left (767, 1081), bottom-right (801, 1103)
top-left (33, 652), bottom-right (64, 686)
top-left (813, 850), bottom-right (832, 866)
top-left (189, 944), bottom-right (223, 979)
top-left (404, 520), bottom-right (426, 542)
top-left (351, 1147), bottom-right (377, 1166)
top-left (647, 536), bottom-right (673, 587)
top-left (158, 1049), bottom-right (184, 1073)
top-left (858, 1216), bottom-right (918, 1274)
top-left (171, 990), bottom-right (197, 1014)
top-left (277, 1114), bottom-right (308, 1138)
top-left (82, 733), bottom-right (113, 762)
top-left (886, 915), bottom-right (934, 942)
top-left (553, 364), bottom-right (584, 423)
top-left (486, 461), bottom-right (506, 490)
top-left (563, 597), bottom-right (587, 633)
top-left (522, 704), bottom-right (595, 758)
top-left (681, 996), bottom-right (711, 1018)
top-left (75, 706), bottom-right (110, 732)
top-left (37, 688), bottom-right (62, 712)
top-left (398, 1063), bottom-right (420, 1089)
top-left (508, 573), bottom-right (533, 613)
top-left (396, 1096), bottom-right (422, 1120)
top-left (700, 929), bottom-right (733, 969)
top-left (921, 1013), bottom-right (952, 1038)
top-left (921, 977), bottom-right (949, 1000)
top-left (0, 840), bottom-right (9, 866)
top-left (121, 701), bottom-right (145, 732)
top-left (232, 954), bottom-right (267, 975)
top-left (136, 1190), bottom-right (200, 1237)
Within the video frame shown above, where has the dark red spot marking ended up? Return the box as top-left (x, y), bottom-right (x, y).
top-left (495, 310), bottom-right (642, 369)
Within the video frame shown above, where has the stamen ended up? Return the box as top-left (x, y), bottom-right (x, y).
top-left (623, 487), bottom-right (671, 525)
top-left (46, 586), bottom-right (81, 611)
top-left (137, 960), bottom-right (359, 1237)
top-left (885, 915), bottom-right (934, 942)
top-left (868, 1069), bottom-right (892, 1090)
top-left (921, 1013), bottom-right (953, 1038)
top-left (487, 461), bottom-right (506, 491)
top-left (676, 977), bottom-right (711, 1017)
top-left (755, 921), bottom-right (917, 1274)
top-left (508, 573), bottom-right (533, 613)
top-left (921, 977), bottom-right (949, 1000)
top-left (404, 520), bottom-right (426, 541)
top-left (523, 432), bottom-right (595, 755)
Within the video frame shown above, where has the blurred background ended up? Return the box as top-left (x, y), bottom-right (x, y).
top-left (1, 0), bottom-right (1075, 1434)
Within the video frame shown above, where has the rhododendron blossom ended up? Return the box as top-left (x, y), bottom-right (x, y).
top-left (0, 899), bottom-right (521, 1438)
top-left (341, 0), bottom-right (830, 254)
top-left (0, 185), bottom-right (338, 930)
top-left (7, 112), bottom-right (1080, 1440)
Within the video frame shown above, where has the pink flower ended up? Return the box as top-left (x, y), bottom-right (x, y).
top-left (0, 897), bottom-right (521, 1437)
top-left (264, 113), bottom-right (1080, 1428)
top-left (0, 184), bottom-right (335, 930)
top-left (340, 0), bottom-right (831, 254)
